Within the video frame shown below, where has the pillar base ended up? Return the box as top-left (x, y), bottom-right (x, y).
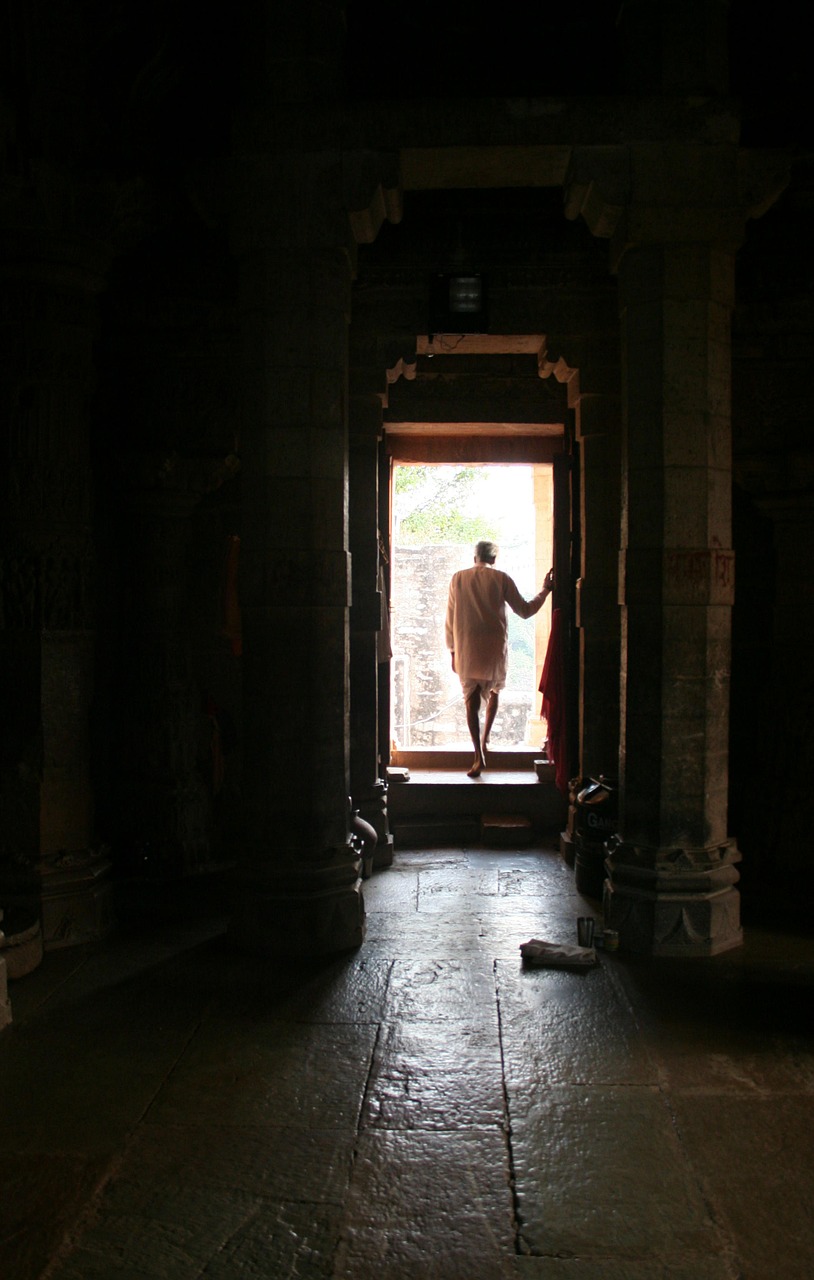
top-left (374, 833), bottom-right (395, 870)
top-left (39, 850), bottom-right (115, 950)
top-left (0, 912), bottom-right (43, 978)
top-left (355, 781), bottom-right (395, 871)
top-left (560, 829), bottom-right (576, 868)
top-left (228, 844), bottom-right (365, 957)
top-left (604, 838), bottom-right (743, 956)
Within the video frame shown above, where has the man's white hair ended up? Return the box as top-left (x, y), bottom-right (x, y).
top-left (475, 540), bottom-right (498, 564)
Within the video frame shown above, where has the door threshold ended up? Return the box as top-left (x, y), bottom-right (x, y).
top-left (390, 747), bottom-right (550, 775)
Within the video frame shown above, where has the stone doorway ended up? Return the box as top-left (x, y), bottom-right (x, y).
top-left (387, 453), bottom-right (555, 776)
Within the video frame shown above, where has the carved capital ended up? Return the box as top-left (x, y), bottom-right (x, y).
top-left (344, 151), bottom-right (403, 245)
top-left (564, 146), bottom-right (629, 240)
top-left (565, 143), bottom-right (790, 267)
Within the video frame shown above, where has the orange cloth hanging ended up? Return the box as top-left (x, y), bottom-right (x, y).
top-left (539, 607), bottom-right (569, 794)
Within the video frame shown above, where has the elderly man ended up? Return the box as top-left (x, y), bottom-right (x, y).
top-left (446, 539), bottom-right (554, 777)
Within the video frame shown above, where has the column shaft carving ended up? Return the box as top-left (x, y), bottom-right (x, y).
top-left (562, 138), bottom-right (784, 954)
top-left (608, 239), bottom-right (742, 955)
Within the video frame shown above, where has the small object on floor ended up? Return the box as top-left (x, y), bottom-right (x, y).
top-left (577, 916), bottom-right (596, 947)
top-left (598, 928), bottom-right (619, 951)
top-left (520, 938), bottom-right (598, 968)
top-left (386, 766), bottom-right (410, 783)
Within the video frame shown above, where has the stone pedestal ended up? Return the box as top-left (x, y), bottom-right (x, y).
top-left (604, 837), bottom-right (742, 955)
top-left (0, 908), bottom-right (43, 980)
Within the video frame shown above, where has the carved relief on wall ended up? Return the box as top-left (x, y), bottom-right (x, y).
top-left (0, 544), bottom-right (94, 631)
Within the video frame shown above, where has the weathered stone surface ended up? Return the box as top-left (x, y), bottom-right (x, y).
top-left (4, 851), bottom-right (814, 1280)
top-left (333, 1128), bottom-right (515, 1279)
top-left (511, 1085), bottom-right (724, 1262)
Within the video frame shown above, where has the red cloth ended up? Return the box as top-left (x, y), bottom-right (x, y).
top-left (539, 608), bottom-right (569, 794)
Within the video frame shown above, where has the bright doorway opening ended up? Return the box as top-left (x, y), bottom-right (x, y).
top-left (390, 462), bottom-right (554, 754)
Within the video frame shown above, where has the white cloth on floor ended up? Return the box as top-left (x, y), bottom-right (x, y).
top-left (520, 938), bottom-right (598, 968)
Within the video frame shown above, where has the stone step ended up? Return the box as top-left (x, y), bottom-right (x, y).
top-left (481, 813), bottom-right (534, 847)
top-left (388, 772), bottom-right (567, 847)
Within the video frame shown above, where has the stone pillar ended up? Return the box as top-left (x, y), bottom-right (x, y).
top-left (607, 238), bottom-right (743, 955)
top-left (751, 494), bottom-right (814, 903)
top-left (565, 120), bottom-right (787, 953)
top-left (0, 952), bottom-right (9, 1030)
top-left (227, 154), bottom-right (364, 954)
top-left (349, 394), bottom-right (393, 869)
top-left (113, 454), bottom-right (239, 880)
top-left (0, 244), bottom-right (113, 949)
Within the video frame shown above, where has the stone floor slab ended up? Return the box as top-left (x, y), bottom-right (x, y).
top-left (509, 1258), bottom-right (738, 1279)
top-left (0, 1153), bottom-right (111, 1280)
top-left (497, 959), bottom-right (658, 1087)
top-left (385, 955), bottom-right (500, 1027)
top-left (147, 1018), bottom-right (378, 1130)
top-left (102, 1123), bottom-right (356, 1208)
top-left (670, 1093), bottom-right (814, 1279)
top-left (510, 1085), bottom-right (726, 1265)
top-left (2, 846), bottom-right (812, 1280)
top-left (362, 1019), bottom-right (505, 1130)
top-left (333, 1127), bottom-right (516, 1279)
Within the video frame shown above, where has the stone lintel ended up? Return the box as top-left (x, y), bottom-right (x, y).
top-left (229, 845), bottom-right (365, 956)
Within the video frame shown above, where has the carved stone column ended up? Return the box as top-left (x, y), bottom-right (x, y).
top-left (608, 237), bottom-right (743, 955)
top-left (566, 138), bottom-right (787, 954)
top-left (112, 454), bottom-right (239, 880)
top-left (227, 153), bottom-right (365, 954)
top-left (349, 393), bottom-right (394, 869)
top-left (751, 493), bottom-right (814, 907)
top-left (0, 953), bottom-right (8, 1030)
top-left (0, 241), bottom-right (113, 948)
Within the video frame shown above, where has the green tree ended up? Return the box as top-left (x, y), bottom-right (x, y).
top-left (394, 465), bottom-right (498, 546)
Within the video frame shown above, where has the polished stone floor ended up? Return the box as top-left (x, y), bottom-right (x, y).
top-left (2, 843), bottom-right (813, 1279)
